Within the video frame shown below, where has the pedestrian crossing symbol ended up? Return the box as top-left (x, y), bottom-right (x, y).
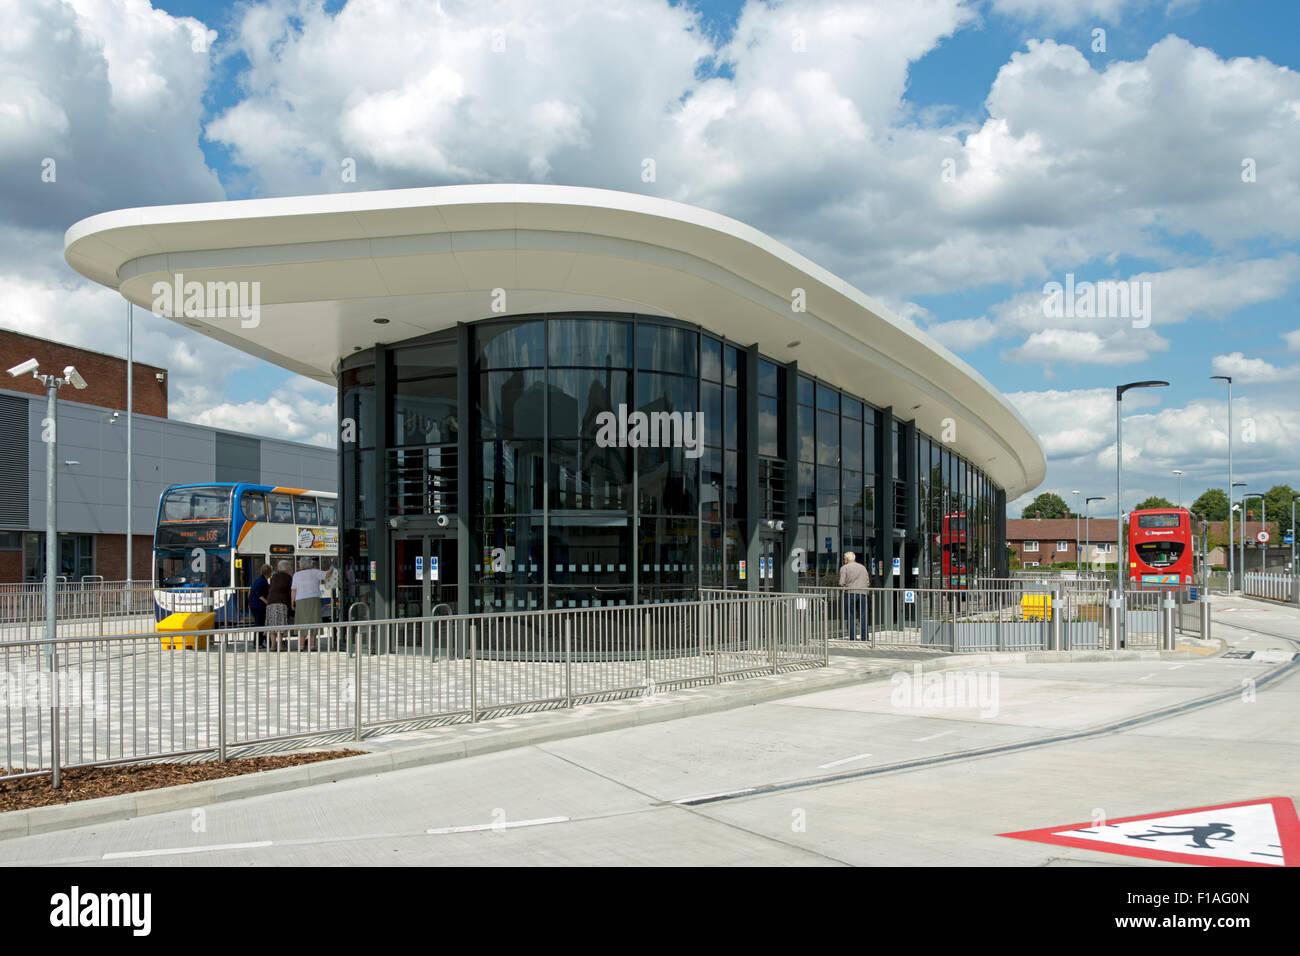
top-left (1000, 797), bottom-right (1298, 866)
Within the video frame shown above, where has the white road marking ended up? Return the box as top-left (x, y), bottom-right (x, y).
top-left (425, 816), bottom-right (570, 834)
top-left (673, 788), bottom-right (756, 804)
top-left (817, 753), bottom-right (873, 769)
top-left (1167, 665), bottom-right (1184, 670)
top-left (1138, 674), bottom-right (1155, 681)
top-left (102, 840), bottom-right (272, 860)
top-left (914, 730), bottom-right (954, 742)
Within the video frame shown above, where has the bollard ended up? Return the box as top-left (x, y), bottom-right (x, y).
top-left (1170, 595), bottom-right (1180, 655)
top-left (1200, 596), bottom-right (1212, 643)
top-left (1108, 591), bottom-right (1121, 651)
top-left (1049, 585), bottom-right (1062, 652)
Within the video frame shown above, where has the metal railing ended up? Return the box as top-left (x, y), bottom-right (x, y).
top-left (0, 584), bottom-right (158, 642)
top-left (796, 581), bottom-right (1185, 653)
top-left (1243, 572), bottom-right (1299, 603)
top-left (1, 591), bottom-right (827, 782)
top-left (0, 583), bottom-right (347, 643)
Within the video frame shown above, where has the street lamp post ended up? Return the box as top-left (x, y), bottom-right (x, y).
top-left (5, 359), bottom-right (88, 790)
top-left (1291, 494), bottom-right (1300, 574)
top-left (1072, 490), bottom-right (1080, 568)
top-left (1234, 482), bottom-right (1248, 585)
top-left (1211, 376), bottom-right (1233, 590)
top-left (1116, 381), bottom-right (1170, 647)
top-left (1172, 470), bottom-right (1183, 509)
top-left (1085, 496), bottom-right (1105, 575)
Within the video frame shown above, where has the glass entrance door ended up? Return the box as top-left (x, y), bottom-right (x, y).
top-left (393, 534), bottom-right (459, 618)
top-left (758, 535), bottom-right (782, 592)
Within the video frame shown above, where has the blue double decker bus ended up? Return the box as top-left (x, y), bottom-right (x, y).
top-left (153, 483), bottom-right (339, 624)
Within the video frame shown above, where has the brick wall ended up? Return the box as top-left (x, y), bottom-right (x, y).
top-left (93, 534), bottom-right (155, 581)
top-left (0, 549), bottom-right (21, 583)
top-left (0, 329), bottom-right (167, 418)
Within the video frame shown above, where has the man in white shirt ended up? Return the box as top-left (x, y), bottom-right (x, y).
top-left (291, 560), bottom-right (336, 650)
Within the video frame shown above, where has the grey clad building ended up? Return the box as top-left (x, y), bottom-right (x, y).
top-left (0, 383), bottom-right (335, 584)
top-left (64, 184), bottom-right (1045, 618)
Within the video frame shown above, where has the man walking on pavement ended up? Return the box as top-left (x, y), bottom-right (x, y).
top-left (839, 551), bottom-right (871, 641)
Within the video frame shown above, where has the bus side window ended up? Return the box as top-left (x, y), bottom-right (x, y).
top-left (267, 494), bottom-right (294, 523)
top-left (318, 499), bottom-right (338, 526)
top-left (241, 491), bottom-right (266, 521)
top-left (294, 496), bottom-right (318, 524)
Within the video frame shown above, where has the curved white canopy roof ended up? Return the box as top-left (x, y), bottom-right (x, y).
top-left (64, 183), bottom-right (1045, 498)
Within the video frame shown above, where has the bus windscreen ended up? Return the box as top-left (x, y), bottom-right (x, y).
top-left (1137, 513), bottom-right (1180, 529)
top-left (160, 486), bottom-right (231, 522)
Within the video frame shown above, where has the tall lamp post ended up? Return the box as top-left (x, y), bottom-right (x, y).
top-left (1291, 494), bottom-right (1300, 574)
top-left (1172, 470), bottom-right (1183, 509)
top-left (1085, 496), bottom-right (1105, 574)
top-left (1072, 490), bottom-right (1081, 568)
top-left (6, 359), bottom-right (88, 790)
top-left (1116, 381), bottom-right (1170, 646)
top-left (1233, 481), bottom-right (1248, 584)
top-left (1211, 376), bottom-right (1233, 590)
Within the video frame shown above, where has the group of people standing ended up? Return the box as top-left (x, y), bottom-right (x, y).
top-left (247, 559), bottom-right (337, 650)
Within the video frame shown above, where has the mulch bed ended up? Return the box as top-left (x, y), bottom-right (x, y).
top-left (0, 750), bottom-right (365, 812)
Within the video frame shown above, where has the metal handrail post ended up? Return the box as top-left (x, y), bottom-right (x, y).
top-left (217, 630), bottom-right (227, 762)
top-left (1050, 585), bottom-right (1062, 651)
top-left (997, 591), bottom-right (1006, 651)
top-left (823, 596), bottom-right (830, 663)
top-left (1109, 589), bottom-right (1121, 651)
top-left (469, 623), bottom-right (478, 723)
top-left (50, 640), bottom-right (60, 789)
top-left (770, 600), bottom-right (778, 674)
top-left (353, 621), bottom-right (363, 741)
top-left (712, 601), bottom-right (720, 684)
top-left (565, 619), bottom-right (573, 708)
top-left (949, 592), bottom-right (957, 653)
top-left (643, 611), bottom-right (652, 688)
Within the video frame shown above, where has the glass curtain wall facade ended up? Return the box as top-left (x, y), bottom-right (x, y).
top-left (338, 312), bottom-right (1008, 618)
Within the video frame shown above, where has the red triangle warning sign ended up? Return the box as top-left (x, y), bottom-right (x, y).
top-left (1000, 798), bottom-right (1299, 867)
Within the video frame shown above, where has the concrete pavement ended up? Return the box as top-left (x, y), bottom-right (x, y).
top-left (1, 591), bottom-right (1294, 865)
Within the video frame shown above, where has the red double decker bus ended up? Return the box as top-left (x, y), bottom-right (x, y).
top-left (939, 512), bottom-right (968, 589)
top-left (1127, 508), bottom-right (1195, 588)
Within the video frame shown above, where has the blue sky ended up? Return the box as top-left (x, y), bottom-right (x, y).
top-left (3, 0), bottom-right (1298, 515)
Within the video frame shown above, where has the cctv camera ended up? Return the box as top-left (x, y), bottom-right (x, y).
top-left (7, 359), bottom-right (38, 378)
top-left (63, 366), bottom-right (87, 390)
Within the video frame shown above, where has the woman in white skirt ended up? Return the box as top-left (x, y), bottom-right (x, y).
top-left (266, 560), bottom-right (293, 650)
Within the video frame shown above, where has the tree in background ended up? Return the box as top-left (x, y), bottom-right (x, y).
top-left (1190, 488), bottom-right (1229, 521)
top-left (1263, 485), bottom-right (1297, 537)
top-left (1022, 492), bottom-right (1070, 518)
top-left (1133, 495), bottom-right (1174, 511)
